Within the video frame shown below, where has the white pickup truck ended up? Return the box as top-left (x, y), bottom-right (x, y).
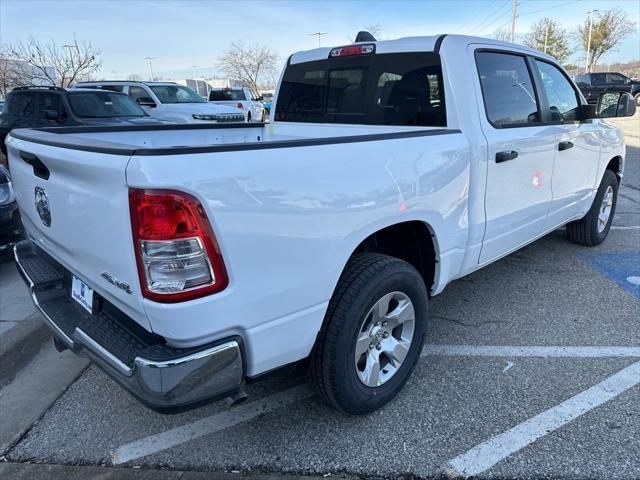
top-left (7, 34), bottom-right (635, 414)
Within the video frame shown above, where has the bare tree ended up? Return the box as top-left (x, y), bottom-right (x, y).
top-left (578, 8), bottom-right (636, 72)
top-left (127, 73), bottom-right (143, 81)
top-left (491, 28), bottom-right (511, 42)
top-left (8, 37), bottom-right (101, 87)
top-left (523, 18), bottom-right (571, 64)
top-left (217, 41), bottom-right (279, 92)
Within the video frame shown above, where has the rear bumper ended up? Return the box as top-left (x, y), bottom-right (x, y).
top-left (14, 239), bottom-right (244, 412)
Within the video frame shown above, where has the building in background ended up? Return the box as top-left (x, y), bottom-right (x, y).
top-left (0, 58), bottom-right (56, 99)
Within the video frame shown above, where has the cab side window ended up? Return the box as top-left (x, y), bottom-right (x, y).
top-left (476, 51), bottom-right (540, 128)
top-left (39, 93), bottom-right (65, 119)
top-left (534, 60), bottom-right (580, 122)
top-left (128, 86), bottom-right (151, 102)
top-left (607, 73), bottom-right (628, 84)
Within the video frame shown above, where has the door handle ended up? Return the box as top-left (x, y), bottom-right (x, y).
top-left (495, 150), bottom-right (518, 163)
top-left (558, 141), bottom-right (574, 151)
top-left (20, 151), bottom-right (50, 180)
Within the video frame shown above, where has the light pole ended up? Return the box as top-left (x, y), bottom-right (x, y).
top-left (144, 56), bottom-right (155, 81)
top-left (543, 22), bottom-right (549, 54)
top-left (309, 32), bottom-right (327, 48)
top-left (510, 0), bottom-right (518, 43)
top-left (585, 10), bottom-right (599, 73)
top-left (62, 44), bottom-right (75, 65)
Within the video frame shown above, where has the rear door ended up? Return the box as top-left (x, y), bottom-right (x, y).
top-left (474, 49), bottom-right (557, 264)
top-left (532, 59), bottom-right (600, 229)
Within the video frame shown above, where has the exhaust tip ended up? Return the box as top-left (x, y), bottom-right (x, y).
top-left (226, 389), bottom-right (248, 407)
top-left (53, 335), bottom-right (69, 353)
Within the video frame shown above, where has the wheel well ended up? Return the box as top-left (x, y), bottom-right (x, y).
top-left (606, 156), bottom-right (622, 182)
top-left (352, 221), bottom-right (437, 294)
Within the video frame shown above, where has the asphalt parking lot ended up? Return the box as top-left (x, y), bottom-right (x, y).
top-left (1, 116), bottom-right (638, 479)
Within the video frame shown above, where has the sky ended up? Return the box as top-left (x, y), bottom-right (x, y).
top-left (1, 0), bottom-right (639, 81)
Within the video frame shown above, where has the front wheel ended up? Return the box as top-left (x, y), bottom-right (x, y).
top-left (566, 170), bottom-right (619, 246)
top-left (310, 253), bottom-right (428, 414)
top-left (634, 93), bottom-right (640, 107)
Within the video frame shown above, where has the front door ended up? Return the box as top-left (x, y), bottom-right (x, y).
top-left (474, 49), bottom-right (557, 264)
top-left (532, 59), bottom-right (600, 229)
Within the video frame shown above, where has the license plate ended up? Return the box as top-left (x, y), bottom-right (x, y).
top-left (71, 275), bottom-right (94, 314)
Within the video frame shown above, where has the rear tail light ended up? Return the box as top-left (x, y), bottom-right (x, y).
top-left (236, 102), bottom-right (244, 109)
top-left (129, 189), bottom-right (228, 302)
top-left (329, 44), bottom-right (375, 58)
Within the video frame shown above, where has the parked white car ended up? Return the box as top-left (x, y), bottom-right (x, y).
top-left (209, 87), bottom-right (265, 122)
top-left (74, 81), bottom-right (245, 124)
top-left (8, 34), bottom-right (635, 414)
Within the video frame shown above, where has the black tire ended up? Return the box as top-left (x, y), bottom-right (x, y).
top-left (310, 253), bottom-right (428, 414)
top-left (566, 170), bottom-right (619, 246)
top-left (634, 93), bottom-right (640, 107)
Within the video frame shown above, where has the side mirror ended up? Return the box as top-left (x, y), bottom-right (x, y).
top-left (43, 109), bottom-right (60, 121)
top-left (597, 92), bottom-right (636, 118)
top-left (136, 97), bottom-right (156, 107)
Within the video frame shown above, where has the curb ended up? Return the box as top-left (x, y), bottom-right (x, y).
top-left (0, 463), bottom-right (359, 480)
top-left (0, 312), bottom-right (51, 388)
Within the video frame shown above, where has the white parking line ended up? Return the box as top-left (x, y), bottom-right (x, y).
top-left (111, 344), bottom-right (640, 465)
top-left (610, 225), bottom-right (640, 230)
top-left (447, 361), bottom-right (640, 478)
top-left (421, 345), bottom-right (640, 358)
top-left (112, 385), bottom-right (312, 465)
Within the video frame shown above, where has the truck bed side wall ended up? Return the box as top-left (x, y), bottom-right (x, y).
top-left (127, 132), bottom-right (471, 375)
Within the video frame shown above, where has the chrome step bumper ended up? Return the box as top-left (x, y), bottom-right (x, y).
top-left (14, 239), bottom-right (244, 412)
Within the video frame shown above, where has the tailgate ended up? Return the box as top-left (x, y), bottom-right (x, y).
top-left (6, 135), bottom-right (151, 330)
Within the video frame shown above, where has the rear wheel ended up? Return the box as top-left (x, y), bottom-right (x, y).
top-left (634, 93), bottom-right (640, 107)
top-left (310, 253), bottom-right (428, 414)
top-left (566, 170), bottom-right (618, 246)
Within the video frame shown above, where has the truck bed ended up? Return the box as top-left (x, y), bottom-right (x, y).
top-left (9, 122), bottom-right (457, 156)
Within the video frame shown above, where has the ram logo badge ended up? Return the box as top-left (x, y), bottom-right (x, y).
top-left (34, 187), bottom-right (51, 227)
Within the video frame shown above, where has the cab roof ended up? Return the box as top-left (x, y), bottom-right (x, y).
top-left (289, 33), bottom-right (555, 65)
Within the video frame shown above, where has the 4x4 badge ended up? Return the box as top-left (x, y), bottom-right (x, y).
top-left (34, 187), bottom-right (51, 227)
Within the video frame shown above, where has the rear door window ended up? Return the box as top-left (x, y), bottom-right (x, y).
top-left (10, 92), bottom-right (38, 118)
top-left (476, 51), bottom-right (541, 128)
top-left (275, 52), bottom-right (446, 126)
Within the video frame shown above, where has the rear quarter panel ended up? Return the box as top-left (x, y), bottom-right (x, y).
top-left (127, 132), bottom-right (471, 375)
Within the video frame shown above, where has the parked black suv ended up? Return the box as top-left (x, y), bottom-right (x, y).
top-left (574, 72), bottom-right (640, 107)
top-left (0, 86), bottom-right (165, 156)
top-left (0, 164), bottom-right (23, 261)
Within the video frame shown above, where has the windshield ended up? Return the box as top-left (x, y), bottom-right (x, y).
top-left (149, 85), bottom-right (205, 103)
top-left (275, 52), bottom-right (446, 126)
top-left (68, 91), bottom-right (146, 118)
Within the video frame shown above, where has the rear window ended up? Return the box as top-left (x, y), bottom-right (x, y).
top-left (209, 89), bottom-right (245, 101)
top-left (275, 52), bottom-right (446, 126)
